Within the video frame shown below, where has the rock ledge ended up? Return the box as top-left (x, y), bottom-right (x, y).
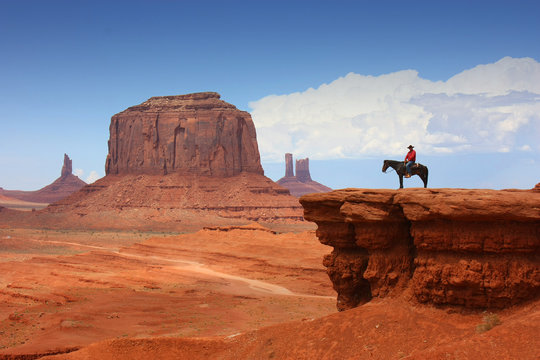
top-left (300, 188), bottom-right (540, 310)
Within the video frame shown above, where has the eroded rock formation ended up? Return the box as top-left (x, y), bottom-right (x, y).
top-left (295, 158), bottom-right (312, 182)
top-left (277, 154), bottom-right (332, 197)
top-left (0, 154), bottom-right (86, 204)
top-left (61, 153), bottom-right (72, 177)
top-left (32, 93), bottom-right (304, 228)
top-left (300, 188), bottom-right (540, 310)
top-left (105, 92), bottom-right (263, 177)
top-left (284, 153), bottom-right (294, 178)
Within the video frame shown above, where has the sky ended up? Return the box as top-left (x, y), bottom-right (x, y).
top-left (1, 0), bottom-right (539, 191)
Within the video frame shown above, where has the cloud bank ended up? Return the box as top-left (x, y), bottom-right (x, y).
top-left (250, 57), bottom-right (540, 162)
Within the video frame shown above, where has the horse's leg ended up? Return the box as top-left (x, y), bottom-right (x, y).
top-left (419, 168), bottom-right (428, 188)
top-left (399, 174), bottom-right (403, 189)
top-left (415, 172), bottom-right (427, 188)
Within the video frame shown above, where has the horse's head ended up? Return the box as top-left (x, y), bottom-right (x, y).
top-left (382, 160), bottom-right (389, 173)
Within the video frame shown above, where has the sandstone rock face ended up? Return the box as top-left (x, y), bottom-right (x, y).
top-left (277, 154), bottom-right (332, 197)
top-left (61, 153), bottom-right (72, 177)
top-left (295, 158), bottom-right (312, 182)
top-left (300, 188), bottom-right (540, 310)
top-left (0, 154), bottom-right (86, 204)
top-left (284, 153), bottom-right (294, 178)
top-left (105, 92), bottom-right (263, 177)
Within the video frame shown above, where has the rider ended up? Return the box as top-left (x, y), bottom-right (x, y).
top-left (404, 145), bottom-right (416, 178)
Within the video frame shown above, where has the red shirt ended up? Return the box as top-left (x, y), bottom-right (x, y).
top-left (405, 150), bottom-right (416, 162)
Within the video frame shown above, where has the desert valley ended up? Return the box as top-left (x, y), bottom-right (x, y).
top-left (0, 92), bottom-right (538, 360)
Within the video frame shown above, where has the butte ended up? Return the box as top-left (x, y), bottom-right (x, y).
top-left (277, 153), bottom-right (332, 197)
top-left (42, 92), bottom-right (303, 231)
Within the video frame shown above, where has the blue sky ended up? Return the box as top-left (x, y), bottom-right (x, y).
top-left (1, 0), bottom-right (539, 190)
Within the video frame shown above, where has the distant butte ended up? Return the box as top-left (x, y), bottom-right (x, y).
top-left (25, 92), bottom-right (305, 230)
top-left (277, 153), bottom-right (332, 197)
top-left (105, 92), bottom-right (263, 177)
top-left (0, 154), bottom-right (86, 204)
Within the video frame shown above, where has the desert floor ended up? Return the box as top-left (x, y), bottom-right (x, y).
top-left (0, 225), bottom-right (335, 357)
top-left (1, 224), bottom-right (538, 359)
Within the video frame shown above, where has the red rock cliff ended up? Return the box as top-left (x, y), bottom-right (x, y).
top-left (105, 92), bottom-right (263, 177)
top-left (300, 188), bottom-right (540, 311)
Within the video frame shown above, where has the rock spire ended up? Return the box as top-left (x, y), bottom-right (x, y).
top-left (295, 158), bottom-right (312, 182)
top-left (277, 154), bottom-right (331, 197)
top-left (61, 153), bottom-right (72, 177)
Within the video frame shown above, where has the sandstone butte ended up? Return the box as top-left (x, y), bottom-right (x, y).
top-left (0, 154), bottom-right (86, 204)
top-left (105, 92), bottom-right (263, 177)
top-left (0, 92), bottom-right (304, 230)
top-left (300, 187), bottom-right (540, 311)
top-left (277, 153), bottom-right (332, 197)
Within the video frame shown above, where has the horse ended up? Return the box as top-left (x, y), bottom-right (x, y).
top-left (382, 160), bottom-right (428, 189)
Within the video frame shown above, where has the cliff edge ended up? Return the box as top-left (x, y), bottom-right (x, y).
top-left (300, 188), bottom-right (540, 310)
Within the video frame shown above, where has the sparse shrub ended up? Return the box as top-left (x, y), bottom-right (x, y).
top-left (476, 313), bottom-right (501, 333)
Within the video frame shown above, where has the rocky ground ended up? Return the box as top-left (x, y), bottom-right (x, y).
top-left (0, 221), bottom-right (538, 359)
top-left (41, 297), bottom-right (539, 360)
top-left (0, 225), bottom-right (334, 358)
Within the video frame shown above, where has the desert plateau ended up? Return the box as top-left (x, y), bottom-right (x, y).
top-left (0, 92), bottom-right (538, 360)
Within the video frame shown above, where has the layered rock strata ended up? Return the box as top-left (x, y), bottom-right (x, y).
top-left (300, 188), bottom-right (540, 310)
top-left (277, 154), bottom-right (332, 197)
top-left (105, 92), bottom-right (263, 177)
top-left (44, 172), bottom-right (304, 229)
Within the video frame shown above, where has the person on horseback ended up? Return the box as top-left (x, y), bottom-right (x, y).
top-left (404, 145), bottom-right (416, 178)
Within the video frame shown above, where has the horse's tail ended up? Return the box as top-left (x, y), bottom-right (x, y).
top-left (424, 165), bottom-right (429, 188)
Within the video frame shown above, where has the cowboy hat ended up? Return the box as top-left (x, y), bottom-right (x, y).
top-left (407, 145), bottom-right (414, 149)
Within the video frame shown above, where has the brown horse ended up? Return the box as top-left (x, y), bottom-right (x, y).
top-left (382, 160), bottom-right (428, 189)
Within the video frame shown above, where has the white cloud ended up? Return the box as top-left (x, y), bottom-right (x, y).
top-left (250, 57), bottom-right (540, 162)
top-left (74, 168), bottom-right (84, 177)
top-left (85, 171), bottom-right (100, 184)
